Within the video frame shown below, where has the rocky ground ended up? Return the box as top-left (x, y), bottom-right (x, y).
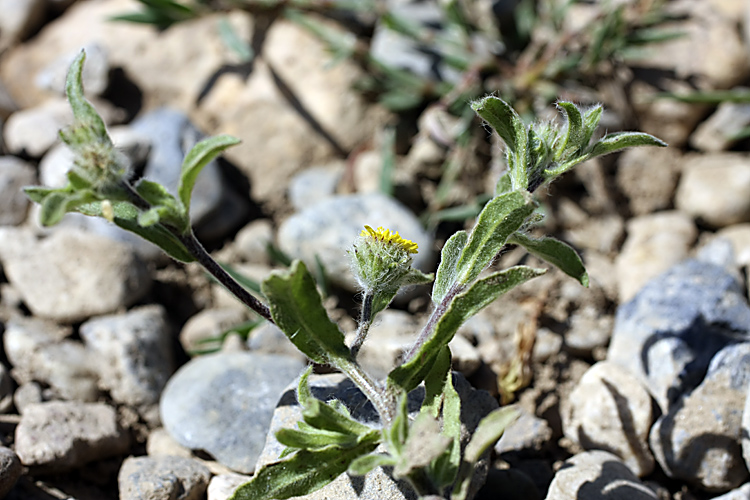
top-left (1, 0), bottom-right (750, 499)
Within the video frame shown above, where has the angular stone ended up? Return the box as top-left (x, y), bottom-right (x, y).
top-left (118, 455), bottom-right (210, 500)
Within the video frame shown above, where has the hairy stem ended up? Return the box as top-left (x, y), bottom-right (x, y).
top-left (350, 293), bottom-right (374, 358)
top-left (177, 232), bottom-right (274, 322)
top-left (338, 359), bottom-right (394, 426)
top-left (119, 180), bottom-right (274, 322)
top-left (402, 285), bottom-right (461, 363)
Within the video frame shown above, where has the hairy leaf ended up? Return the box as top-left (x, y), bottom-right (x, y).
top-left (348, 452), bottom-right (397, 476)
top-left (389, 266), bottom-right (545, 392)
top-left (588, 131), bottom-right (667, 157)
top-left (261, 261), bottom-right (350, 365)
top-left (455, 190), bottom-right (535, 285)
top-left (432, 231), bottom-right (467, 305)
top-left (229, 441), bottom-right (379, 500)
top-left (509, 232), bottom-right (588, 286)
top-left (555, 101), bottom-right (584, 160)
top-left (178, 135), bottom-right (240, 231)
top-left (452, 406), bottom-right (520, 500)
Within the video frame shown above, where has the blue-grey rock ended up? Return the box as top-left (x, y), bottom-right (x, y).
top-left (256, 372), bottom-right (497, 500)
top-left (118, 455), bottom-right (211, 500)
top-left (650, 343), bottom-right (750, 492)
top-left (278, 193), bottom-right (434, 291)
top-left (607, 259), bottom-right (750, 413)
top-left (131, 108), bottom-right (247, 240)
top-left (544, 451), bottom-right (658, 500)
top-left (80, 305), bottom-right (173, 408)
top-left (288, 164), bottom-right (344, 211)
top-left (0, 156), bottom-right (35, 226)
top-left (160, 352), bottom-right (305, 474)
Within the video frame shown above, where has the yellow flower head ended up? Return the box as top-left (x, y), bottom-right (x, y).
top-left (360, 225), bottom-right (419, 254)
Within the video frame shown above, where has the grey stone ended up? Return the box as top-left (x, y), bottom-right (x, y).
top-left (0, 447), bottom-right (22, 498)
top-left (160, 351), bottom-right (305, 474)
top-left (13, 382), bottom-right (43, 414)
top-left (80, 305), bottom-right (173, 407)
top-left (716, 224), bottom-right (750, 269)
top-left (3, 99), bottom-right (75, 157)
top-left (650, 342), bottom-right (750, 492)
top-left (0, 156), bottom-right (36, 225)
top-left (562, 361), bottom-right (655, 477)
top-left (15, 401), bottom-right (130, 472)
top-left (278, 193), bottom-right (433, 291)
top-left (615, 146), bottom-right (681, 216)
top-left (0, 227), bottom-right (151, 323)
top-left (289, 164), bottom-right (344, 211)
top-left (35, 43), bottom-right (109, 95)
top-left (564, 305), bottom-right (612, 357)
top-left (676, 153), bottom-right (750, 228)
top-left (256, 372), bottom-right (497, 500)
top-left (118, 455), bottom-right (211, 500)
top-left (246, 322), bottom-right (307, 362)
top-left (234, 219), bottom-right (274, 264)
top-left (349, 310), bottom-right (419, 380)
top-left (4, 317), bottom-right (99, 401)
top-left (130, 108), bottom-right (246, 240)
top-left (0, 80), bottom-right (16, 120)
top-left (495, 408), bottom-right (553, 456)
top-left (146, 428), bottom-right (193, 459)
top-left (179, 307), bottom-right (248, 355)
top-left (544, 450), bottom-right (658, 500)
top-left (691, 101), bottom-right (750, 152)
top-left (607, 259), bottom-right (750, 413)
top-left (0, 363), bottom-right (14, 414)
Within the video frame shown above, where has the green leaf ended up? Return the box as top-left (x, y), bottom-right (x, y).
top-left (494, 172), bottom-right (512, 195)
top-left (451, 406), bottom-right (520, 500)
top-left (421, 346), bottom-right (451, 418)
top-left (38, 190), bottom-right (98, 227)
top-left (178, 134), bottom-right (240, 229)
top-left (455, 190), bottom-right (536, 285)
top-left (76, 201), bottom-right (195, 262)
top-left (581, 105), bottom-right (603, 148)
top-left (555, 101), bottom-right (584, 160)
top-left (296, 367), bottom-right (375, 438)
top-left (389, 266), bottom-right (545, 392)
top-left (229, 441), bottom-right (379, 500)
top-left (61, 51), bottom-right (110, 150)
top-left (276, 427), bottom-right (361, 450)
top-left (471, 96), bottom-right (529, 190)
top-left (386, 393), bottom-right (409, 456)
top-left (588, 131), bottom-right (667, 158)
top-left (135, 179), bottom-right (186, 229)
top-left (393, 412), bottom-right (451, 479)
top-left (218, 17), bottom-right (254, 62)
top-left (508, 232), bottom-right (588, 286)
top-left (432, 231), bottom-right (467, 305)
top-left (348, 452), bottom-right (397, 476)
top-left (261, 261), bottom-right (350, 365)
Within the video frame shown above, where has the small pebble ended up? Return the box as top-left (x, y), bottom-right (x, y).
top-left (0, 447), bottom-right (22, 498)
top-left (118, 455), bottom-right (210, 500)
top-left (0, 156), bottom-right (36, 226)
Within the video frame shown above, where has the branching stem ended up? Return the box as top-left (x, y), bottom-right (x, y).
top-left (402, 284), bottom-right (462, 363)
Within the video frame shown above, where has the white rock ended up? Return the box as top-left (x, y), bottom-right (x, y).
top-left (545, 450), bottom-right (658, 500)
top-left (289, 163), bottom-right (344, 211)
top-left (615, 146), bottom-right (682, 216)
top-left (0, 227), bottom-right (151, 322)
top-left (716, 224), bottom-right (750, 268)
top-left (691, 101), bottom-right (750, 152)
top-left (15, 401), bottom-right (130, 472)
top-left (146, 427), bottom-right (193, 459)
top-left (4, 317), bottom-right (99, 401)
top-left (676, 153), bottom-right (750, 228)
top-left (563, 361), bottom-right (655, 477)
top-left (0, 156), bottom-right (36, 225)
top-left (208, 473), bottom-right (252, 500)
top-left (80, 305), bottom-right (173, 407)
top-left (234, 219), bottom-right (274, 264)
top-left (615, 211), bottom-right (697, 302)
top-left (0, 0), bottom-right (45, 51)
top-left (4, 99), bottom-right (72, 157)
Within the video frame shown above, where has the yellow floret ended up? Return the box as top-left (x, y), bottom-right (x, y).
top-left (361, 225), bottom-right (419, 254)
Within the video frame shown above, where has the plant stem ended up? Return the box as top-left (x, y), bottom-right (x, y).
top-left (119, 180), bottom-right (274, 323)
top-left (350, 293), bottom-right (374, 358)
top-left (338, 359), bottom-right (395, 426)
top-left (402, 285), bottom-right (461, 363)
top-left (177, 231), bottom-right (274, 322)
